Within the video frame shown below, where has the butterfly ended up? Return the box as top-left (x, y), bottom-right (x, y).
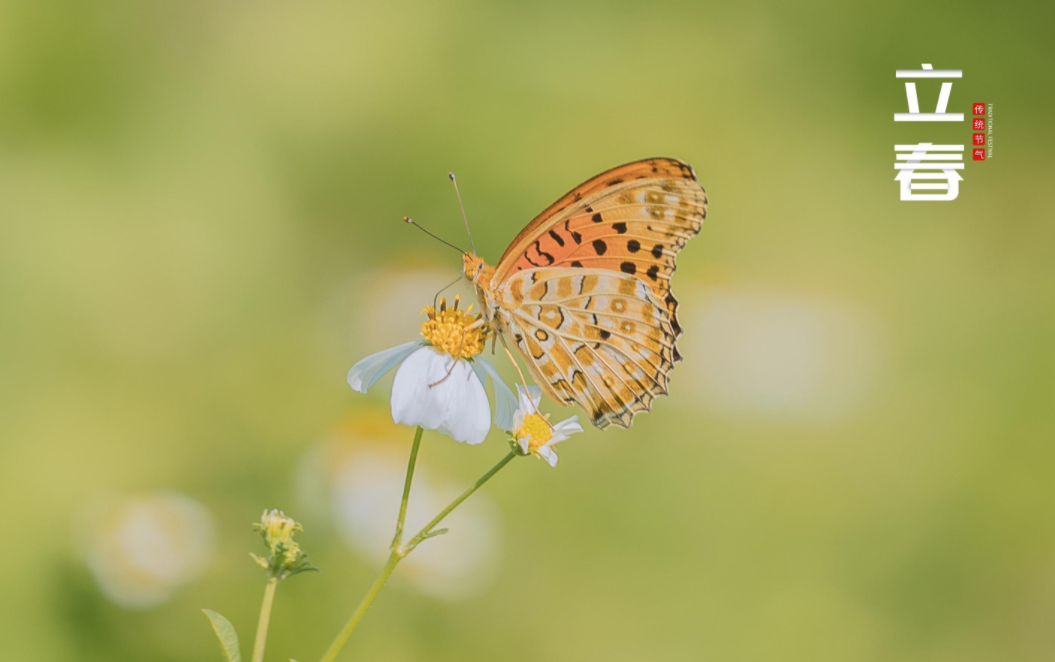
top-left (461, 157), bottom-right (707, 429)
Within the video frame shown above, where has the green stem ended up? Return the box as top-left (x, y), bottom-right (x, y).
top-left (391, 426), bottom-right (423, 549)
top-left (403, 452), bottom-right (516, 552)
top-left (251, 577), bottom-right (278, 662)
top-left (318, 551), bottom-right (400, 662)
top-left (317, 447), bottom-right (517, 662)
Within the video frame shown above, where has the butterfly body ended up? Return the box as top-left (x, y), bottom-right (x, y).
top-left (462, 157), bottom-right (707, 429)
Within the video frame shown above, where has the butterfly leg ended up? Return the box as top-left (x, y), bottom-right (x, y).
top-left (498, 334), bottom-right (552, 428)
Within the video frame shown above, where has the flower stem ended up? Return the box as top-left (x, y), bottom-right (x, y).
top-left (251, 577), bottom-right (278, 662)
top-left (403, 451), bottom-right (515, 552)
top-left (318, 551), bottom-right (400, 662)
top-left (391, 426), bottom-right (424, 549)
top-left (317, 448), bottom-right (517, 662)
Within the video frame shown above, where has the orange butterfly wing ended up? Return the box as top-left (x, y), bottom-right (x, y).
top-left (491, 158), bottom-right (707, 428)
top-left (494, 157), bottom-right (706, 341)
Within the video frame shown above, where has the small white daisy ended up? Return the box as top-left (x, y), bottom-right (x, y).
top-left (510, 385), bottom-right (584, 467)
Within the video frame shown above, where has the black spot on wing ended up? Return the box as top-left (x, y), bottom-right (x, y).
top-left (592, 239), bottom-right (607, 255)
top-left (565, 220), bottom-right (582, 244)
top-left (664, 291), bottom-right (682, 336)
top-left (627, 239), bottom-right (641, 252)
top-left (548, 229), bottom-right (565, 247)
top-left (612, 222), bottom-right (627, 234)
top-left (620, 262), bottom-right (636, 275)
top-left (530, 239), bottom-right (554, 266)
top-left (652, 244), bottom-right (664, 259)
top-left (591, 212), bottom-right (603, 223)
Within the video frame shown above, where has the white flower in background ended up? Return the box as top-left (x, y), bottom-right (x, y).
top-left (685, 288), bottom-right (883, 422)
top-left (510, 385), bottom-right (583, 467)
top-left (295, 435), bottom-right (501, 601)
top-left (77, 492), bottom-right (215, 609)
top-left (347, 296), bottom-right (516, 444)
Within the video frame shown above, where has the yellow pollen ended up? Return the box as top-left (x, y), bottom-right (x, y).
top-left (517, 413), bottom-right (552, 451)
top-left (420, 295), bottom-right (490, 359)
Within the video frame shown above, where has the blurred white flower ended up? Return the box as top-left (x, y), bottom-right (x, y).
top-left (685, 288), bottom-right (883, 421)
top-left (296, 433), bottom-right (500, 601)
top-left (510, 385), bottom-right (583, 467)
top-left (347, 296), bottom-right (516, 443)
top-left (78, 492), bottom-right (215, 609)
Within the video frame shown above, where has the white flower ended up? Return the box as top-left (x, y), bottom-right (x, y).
top-left (77, 493), bottom-right (216, 609)
top-left (511, 385), bottom-right (584, 467)
top-left (346, 297), bottom-right (517, 444)
top-left (390, 346), bottom-right (489, 444)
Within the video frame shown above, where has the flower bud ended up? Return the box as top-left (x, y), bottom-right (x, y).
top-left (251, 509), bottom-right (318, 580)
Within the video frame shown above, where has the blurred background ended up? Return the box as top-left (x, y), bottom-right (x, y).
top-left (1, 1), bottom-right (1053, 661)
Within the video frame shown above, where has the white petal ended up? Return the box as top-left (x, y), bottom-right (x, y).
top-left (537, 445), bottom-right (559, 467)
top-left (528, 385), bottom-right (542, 409)
top-left (518, 434), bottom-right (530, 454)
top-left (390, 348), bottom-right (491, 444)
top-left (477, 356), bottom-right (518, 431)
top-left (554, 416), bottom-right (583, 433)
top-left (391, 348), bottom-right (452, 430)
top-left (514, 384), bottom-right (535, 416)
top-left (436, 361), bottom-right (491, 444)
top-left (347, 340), bottom-right (424, 393)
top-left (549, 417), bottom-right (584, 445)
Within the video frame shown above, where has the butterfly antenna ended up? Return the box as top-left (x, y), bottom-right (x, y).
top-left (448, 172), bottom-right (476, 255)
top-left (403, 217), bottom-right (467, 254)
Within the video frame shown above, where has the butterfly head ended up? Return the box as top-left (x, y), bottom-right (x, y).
top-left (462, 252), bottom-right (494, 288)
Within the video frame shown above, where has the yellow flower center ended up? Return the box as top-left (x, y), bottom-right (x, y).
top-left (421, 295), bottom-right (490, 359)
top-left (516, 412), bottom-right (552, 451)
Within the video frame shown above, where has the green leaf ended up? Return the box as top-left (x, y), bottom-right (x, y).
top-left (202, 609), bottom-right (242, 662)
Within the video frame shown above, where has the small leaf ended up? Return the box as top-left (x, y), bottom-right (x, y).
top-left (202, 609), bottom-right (242, 662)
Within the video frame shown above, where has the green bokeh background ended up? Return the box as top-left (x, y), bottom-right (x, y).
top-left (2, 1), bottom-right (1053, 661)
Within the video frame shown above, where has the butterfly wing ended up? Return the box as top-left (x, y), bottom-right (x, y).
top-left (493, 267), bottom-right (679, 429)
top-left (491, 158), bottom-right (706, 428)
top-left (493, 157), bottom-right (706, 339)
